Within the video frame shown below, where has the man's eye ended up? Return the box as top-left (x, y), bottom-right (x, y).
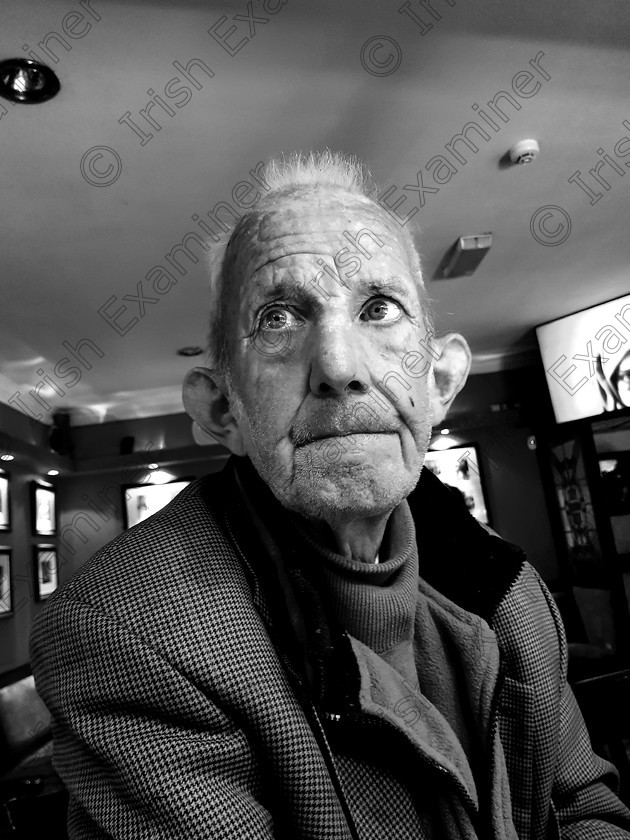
top-left (360, 298), bottom-right (402, 323)
top-left (259, 306), bottom-right (302, 331)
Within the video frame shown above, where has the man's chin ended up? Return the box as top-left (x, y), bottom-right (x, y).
top-left (248, 433), bottom-right (423, 525)
top-left (278, 464), bottom-right (418, 526)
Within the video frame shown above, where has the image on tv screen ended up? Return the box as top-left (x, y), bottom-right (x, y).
top-left (536, 293), bottom-right (630, 424)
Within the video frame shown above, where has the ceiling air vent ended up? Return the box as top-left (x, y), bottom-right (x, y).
top-left (435, 233), bottom-right (492, 279)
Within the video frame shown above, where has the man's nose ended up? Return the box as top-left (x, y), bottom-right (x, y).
top-left (308, 324), bottom-right (370, 397)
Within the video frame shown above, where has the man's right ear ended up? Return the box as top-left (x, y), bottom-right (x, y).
top-left (182, 367), bottom-right (246, 456)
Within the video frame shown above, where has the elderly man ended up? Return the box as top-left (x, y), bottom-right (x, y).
top-left (31, 152), bottom-right (630, 839)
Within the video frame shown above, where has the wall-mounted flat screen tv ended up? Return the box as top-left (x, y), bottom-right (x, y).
top-left (536, 293), bottom-right (630, 424)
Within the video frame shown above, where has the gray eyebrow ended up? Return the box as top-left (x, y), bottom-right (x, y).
top-left (248, 277), bottom-right (311, 308)
top-left (353, 277), bottom-right (414, 299)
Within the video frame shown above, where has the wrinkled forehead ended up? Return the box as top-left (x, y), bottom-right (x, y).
top-left (226, 189), bottom-right (414, 282)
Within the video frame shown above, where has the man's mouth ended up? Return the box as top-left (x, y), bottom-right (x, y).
top-left (293, 430), bottom-right (395, 448)
top-left (290, 406), bottom-right (401, 449)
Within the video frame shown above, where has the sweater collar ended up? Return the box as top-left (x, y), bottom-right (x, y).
top-left (287, 500), bottom-right (419, 655)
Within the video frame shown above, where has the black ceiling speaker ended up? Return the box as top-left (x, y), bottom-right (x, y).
top-left (49, 411), bottom-right (74, 457)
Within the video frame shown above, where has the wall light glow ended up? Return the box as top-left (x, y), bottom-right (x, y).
top-left (429, 435), bottom-right (460, 451)
top-left (147, 470), bottom-right (175, 485)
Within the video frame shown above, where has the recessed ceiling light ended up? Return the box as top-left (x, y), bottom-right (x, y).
top-left (0, 58), bottom-right (60, 104)
top-left (440, 428), bottom-right (450, 435)
top-left (0, 454), bottom-right (14, 461)
top-left (47, 469), bottom-right (60, 476)
top-left (176, 346), bottom-right (204, 357)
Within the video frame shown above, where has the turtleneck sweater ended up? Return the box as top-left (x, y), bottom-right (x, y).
top-left (285, 499), bottom-right (421, 687)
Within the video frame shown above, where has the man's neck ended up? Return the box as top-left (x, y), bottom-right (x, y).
top-left (234, 456), bottom-right (394, 564)
top-left (319, 511), bottom-right (392, 564)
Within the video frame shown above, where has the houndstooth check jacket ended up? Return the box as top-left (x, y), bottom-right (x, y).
top-left (30, 460), bottom-right (630, 839)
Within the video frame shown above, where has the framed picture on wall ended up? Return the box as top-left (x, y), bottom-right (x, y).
top-left (123, 479), bottom-right (192, 529)
top-left (424, 444), bottom-right (490, 525)
top-left (32, 482), bottom-right (56, 536)
top-left (0, 548), bottom-right (12, 616)
top-left (0, 474), bottom-right (10, 532)
top-left (33, 545), bottom-right (59, 601)
top-left (548, 435), bottom-right (605, 586)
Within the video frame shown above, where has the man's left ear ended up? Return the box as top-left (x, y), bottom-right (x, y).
top-left (429, 332), bottom-right (472, 425)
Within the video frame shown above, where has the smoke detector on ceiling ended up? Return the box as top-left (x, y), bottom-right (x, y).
top-left (508, 139), bottom-right (540, 165)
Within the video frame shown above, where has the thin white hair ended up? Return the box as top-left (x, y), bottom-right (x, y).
top-left (264, 149), bottom-right (372, 196)
top-left (204, 150), bottom-right (431, 375)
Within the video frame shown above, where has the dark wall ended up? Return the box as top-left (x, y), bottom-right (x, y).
top-left (0, 404), bottom-right (230, 674)
top-left (70, 412), bottom-right (198, 461)
top-left (53, 412), bottom-right (229, 576)
top-left (55, 452), bottom-right (228, 579)
top-left (438, 363), bottom-right (558, 578)
top-left (438, 364), bottom-right (559, 581)
top-left (457, 421), bottom-right (558, 580)
top-left (0, 405), bottom-right (71, 674)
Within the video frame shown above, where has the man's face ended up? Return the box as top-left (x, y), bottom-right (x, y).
top-left (225, 188), bottom-right (434, 524)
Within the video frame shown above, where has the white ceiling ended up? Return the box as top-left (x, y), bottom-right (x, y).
top-left (2, 0), bottom-right (630, 425)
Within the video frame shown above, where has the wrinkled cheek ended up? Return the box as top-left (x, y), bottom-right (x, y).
top-left (243, 398), bottom-right (295, 468)
top-left (401, 390), bottom-right (433, 461)
top-left (397, 378), bottom-right (430, 425)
